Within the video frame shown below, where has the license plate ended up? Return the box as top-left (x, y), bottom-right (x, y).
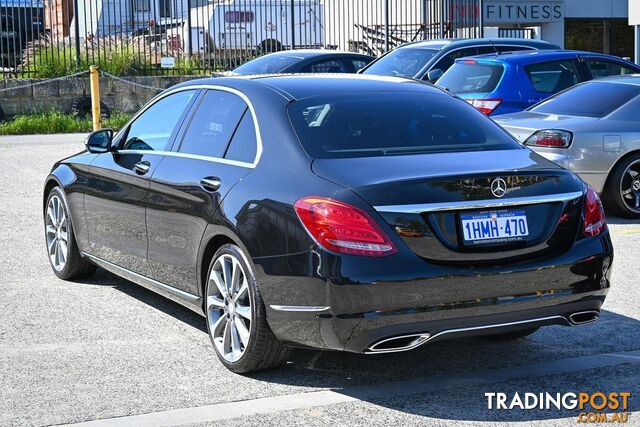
top-left (461, 211), bottom-right (529, 244)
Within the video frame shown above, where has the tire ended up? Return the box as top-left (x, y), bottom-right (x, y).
top-left (0, 104), bottom-right (4, 122)
top-left (44, 186), bottom-right (96, 280)
top-left (204, 243), bottom-right (289, 373)
top-left (71, 96), bottom-right (111, 119)
top-left (603, 153), bottom-right (640, 219)
top-left (257, 39), bottom-right (282, 56)
top-left (484, 327), bottom-right (539, 341)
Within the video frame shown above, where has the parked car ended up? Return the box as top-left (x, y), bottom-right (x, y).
top-left (232, 50), bottom-right (373, 75)
top-left (44, 75), bottom-right (612, 373)
top-left (437, 50), bottom-right (640, 116)
top-left (495, 75), bottom-right (640, 218)
top-left (359, 38), bottom-right (559, 81)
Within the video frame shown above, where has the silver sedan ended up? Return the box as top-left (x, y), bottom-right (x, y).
top-left (494, 75), bottom-right (640, 218)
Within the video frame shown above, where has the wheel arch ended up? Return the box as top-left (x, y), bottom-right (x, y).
top-left (43, 165), bottom-right (77, 210)
top-left (197, 227), bottom-right (252, 305)
top-left (603, 149), bottom-right (640, 191)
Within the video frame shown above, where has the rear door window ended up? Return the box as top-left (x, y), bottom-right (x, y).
top-left (302, 59), bottom-right (350, 73)
top-left (437, 62), bottom-right (504, 94)
top-left (178, 90), bottom-right (247, 158)
top-left (224, 111), bottom-right (258, 163)
top-left (525, 60), bottom-right (580, 93)
top-left (584, 59), bottom-right (637, 79)
top-left (433, 47), bottom-right (479, 73)
top-left (351, 58), bottom-right (370, 71)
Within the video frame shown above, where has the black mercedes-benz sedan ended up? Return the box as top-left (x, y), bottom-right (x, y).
top-left (43, 75), bottom-right (613, 373)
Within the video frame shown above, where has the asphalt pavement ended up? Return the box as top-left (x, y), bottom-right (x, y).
top-left (1, 134), bottom-right (639, 426)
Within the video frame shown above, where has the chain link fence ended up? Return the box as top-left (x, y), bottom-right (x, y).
top-left (1, 0), bottom-right (483, 78)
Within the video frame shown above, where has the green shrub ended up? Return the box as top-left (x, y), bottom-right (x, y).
top-left (0, 111), bottom-right (131, 135)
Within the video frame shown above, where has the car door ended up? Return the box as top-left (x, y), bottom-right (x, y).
top-left (84, 89), bottom-right (198, 276)
top-left (146, 89), bottom-right (257, 294)
top-left (580, 56), bottom-right (640, 80)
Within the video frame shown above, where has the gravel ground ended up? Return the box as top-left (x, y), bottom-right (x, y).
top-left (1, 134), bottom-right (639, 426)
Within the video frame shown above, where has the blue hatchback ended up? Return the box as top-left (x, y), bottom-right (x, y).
top-left (436, 50), bottom-right (640, 116)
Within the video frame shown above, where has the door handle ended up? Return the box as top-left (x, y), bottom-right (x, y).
top-left (201, 177), bottom-right (222, 192)
top-left (133, 161), bottom-right (151, 175)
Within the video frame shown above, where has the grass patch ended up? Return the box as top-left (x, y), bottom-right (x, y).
top-left (0, 111), bottom-right (131, 135)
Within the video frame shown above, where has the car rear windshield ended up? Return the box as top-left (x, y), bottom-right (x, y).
top-left (437, 62), bottom-right (504, 94)
top-left (288, 92), bottom-right (521, 159)
top-left (233, 55), bottom-right (301, 74)
top-left (361, 48), bottom-right (438, 77)
top-left (530, 81), bottom-right (640, 118)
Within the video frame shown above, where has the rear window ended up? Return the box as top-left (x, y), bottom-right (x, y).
top-left (362, 48), bottom-right (438, 78)
top-left (530, 82), bottom-right (640, 118)
top-left (233, 55), bottom-right (301, 75)
top-left (437, 62), bottom-right (504, 94)
top-left (288, 92), bottom-right (521, 159)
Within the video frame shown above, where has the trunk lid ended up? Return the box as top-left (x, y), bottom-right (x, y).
top-left (312, 149), bottom-right (585, 265)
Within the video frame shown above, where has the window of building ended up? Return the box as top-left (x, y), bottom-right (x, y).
top-left (566, 19), bottom-right (634, 60)
top-left (132, 0), bottom-right (150, 13)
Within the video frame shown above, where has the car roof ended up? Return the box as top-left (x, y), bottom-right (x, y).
top-left (256, 49), bottom-right (372, 59)
top-left (397, 37), bottom-right (556, 51)
top-left (464, 49), bottom-right (636, 65)
top-left (586, 74), bottom-right (640, 86)
top-left (176, 74), bottom-right (446, 100)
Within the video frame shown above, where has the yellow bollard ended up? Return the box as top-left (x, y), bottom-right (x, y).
top-left (89, 65), bottom-right (101, 131)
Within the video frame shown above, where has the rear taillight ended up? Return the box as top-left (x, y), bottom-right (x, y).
top-left (524, 130), bottom-right (572, 148)
top-left (583, 185), bottom-right (606, 237)
top-left (467, 98), bottom-right (502, 115)
top-left (294, 197), bottom-right (397, 257)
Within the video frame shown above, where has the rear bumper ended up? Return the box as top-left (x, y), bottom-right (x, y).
top-left (255, 231), bottom-right (613, 353)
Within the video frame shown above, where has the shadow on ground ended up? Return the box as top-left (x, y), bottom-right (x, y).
top-left (76, 266), bottom-right (640, 422)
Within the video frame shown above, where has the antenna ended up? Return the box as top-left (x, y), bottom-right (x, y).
top-left (488, 39), bottom-right (498, 54)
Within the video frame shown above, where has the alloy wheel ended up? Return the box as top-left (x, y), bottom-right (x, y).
top-left (620, 159), bottom-right (640, 213)
top-left (206, 253), bottom-right (252, 363)
top-left (45, 195), bottom-right (69, 271)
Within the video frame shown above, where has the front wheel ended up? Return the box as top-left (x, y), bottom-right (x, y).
top-left (205, 244), bottom-right (289, 373)
top-left (44, 186), bottom-right (96, 280)
top-left (604, 153), bottom-right (640, 219)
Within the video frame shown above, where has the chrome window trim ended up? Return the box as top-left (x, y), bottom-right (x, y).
top-left (114, 84), bottom-right (263, 169)
top-left (374, 191), bottom-right (583, 214)
top-left (116, 149), bottom-right (255, 168)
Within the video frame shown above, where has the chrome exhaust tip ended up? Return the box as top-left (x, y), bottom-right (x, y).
top-left (365, 333), bottom-right (430, 354)
top-left (568, 310), bottom-right (600, 325)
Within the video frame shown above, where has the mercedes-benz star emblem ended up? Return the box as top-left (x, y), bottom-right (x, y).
top-left (491, 178), bottom-right (507, 198)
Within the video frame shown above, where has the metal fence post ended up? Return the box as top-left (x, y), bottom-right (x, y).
top-left (384, 0), bottom-right (390, 52)
top-left (186, 0), bottom-right (193, 58)
top-left (478, 0), bottom-right (484, 38)
top-left (290, 0), bottom-right (295, 50)
top-left (439, 0), bottom-right (445, 38)
top-left (73, 0), bottom-right (81, 70)
top-left (422, 0), bottom-right (428, 39)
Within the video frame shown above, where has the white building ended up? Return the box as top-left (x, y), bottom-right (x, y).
top-left (482, 0), bottom-right (633, 59)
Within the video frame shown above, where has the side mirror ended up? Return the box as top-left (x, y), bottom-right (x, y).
top-left (426, 68), bottom-right (444, 83)
top-left (85, 128), bottom-right (114, 153)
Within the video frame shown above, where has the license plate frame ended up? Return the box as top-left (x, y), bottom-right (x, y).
top-left (460, 210), bottom-right (529, 245)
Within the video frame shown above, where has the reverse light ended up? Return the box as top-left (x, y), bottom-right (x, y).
top-left (294, 197), bottom-right (397, 257)
top-left (524, 129), bottom-right (572, 148)
top-left (467, 98), bottom-right (502, 115)
top-left (583, 185), bottom-right (606, 237)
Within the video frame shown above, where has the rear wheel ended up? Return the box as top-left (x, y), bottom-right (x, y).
top-left (205, 244), bottom-right (289, 373)
top-left (485, 327), bottom-right (539, 341)
top-left (44, 186), bottom-right (96, 280)
top-left (604, 153), bottom-right (640, 219)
